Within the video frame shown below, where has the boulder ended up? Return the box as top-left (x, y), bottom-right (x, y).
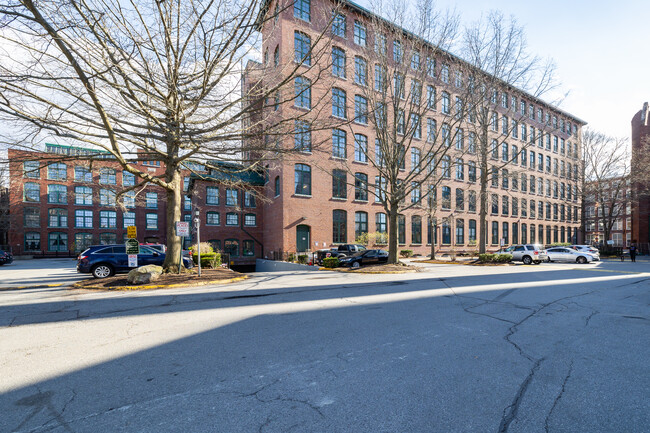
top-left (127, 265), bottom-right (163, 285)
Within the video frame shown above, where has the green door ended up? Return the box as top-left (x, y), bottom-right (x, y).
top-left (296, 225), bottom-right (310, 252)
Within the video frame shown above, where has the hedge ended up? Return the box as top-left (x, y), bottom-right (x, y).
top-left (477, 253), bottom-right (512, 263)
top-left (193, 252), bottom-right (222, 268)
top-left (322, 257), bottom-right (340, 268)
top-left (400, 249), bottom-right (413, 258)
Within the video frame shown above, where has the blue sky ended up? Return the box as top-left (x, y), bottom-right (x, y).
top-left (362, 0), bottom-right (649, 138)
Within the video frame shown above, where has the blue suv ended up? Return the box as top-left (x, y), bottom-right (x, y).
top-left (77, 244), bottom-right (193, 278)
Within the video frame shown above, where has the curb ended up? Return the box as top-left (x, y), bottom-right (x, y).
top-left (73, 275), bottom-right (249, 291)
top-left (0, 283), bottom-right (65, 291)
top-left (319, 267), bottom-right (418, 274)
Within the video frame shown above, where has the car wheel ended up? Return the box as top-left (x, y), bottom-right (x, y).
top-left (533, 260), bottom-right (541, 265)
top-left (92, 264), bottom-right (114, 279)
top-left (522, 256), bottom-right (532, 265)
top-left (576, 256), bottom-right (587, 264)
top-left (351, 261), bottom-right (360, 269)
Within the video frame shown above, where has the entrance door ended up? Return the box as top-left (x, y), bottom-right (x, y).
top-left (296, 225), bottom-right (310, 252)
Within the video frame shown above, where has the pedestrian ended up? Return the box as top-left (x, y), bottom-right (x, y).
top-left (629, 243), bottom-right (637, 263)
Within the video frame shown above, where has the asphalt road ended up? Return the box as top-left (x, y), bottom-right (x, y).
top-left (1, 260), bottom-right (648, 432)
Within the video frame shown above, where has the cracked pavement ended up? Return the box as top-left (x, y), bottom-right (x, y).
top-left (1, 260), bottom-right (649, 432)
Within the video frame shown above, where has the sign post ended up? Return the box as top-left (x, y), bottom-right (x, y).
top-left (175, 221), bottom-right (190, 274)
top-left (194, 211), bottom-right (201, 277)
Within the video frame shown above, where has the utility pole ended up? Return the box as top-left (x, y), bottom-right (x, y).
top-left (194, 209), bottom-right (201, 277)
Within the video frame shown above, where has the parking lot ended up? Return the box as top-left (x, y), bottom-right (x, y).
top-left (0, 258), bottom-right (86, 289)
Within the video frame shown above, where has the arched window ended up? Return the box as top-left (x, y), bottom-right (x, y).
top-left (456, 219), bottom-right (464, 245)
top-left (355, 211), bottom-right (368, 239)
top-left (411, 215), bottom-right (422, 244)
top-left (398, 215), bottom-right (406, 244)
top-left (224, 239), bottom-right (239, 257)
top-left (294, 164), bottom-right (311, 195)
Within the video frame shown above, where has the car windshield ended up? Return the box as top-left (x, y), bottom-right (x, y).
top-left (351, 251), bottom-right (365, 257)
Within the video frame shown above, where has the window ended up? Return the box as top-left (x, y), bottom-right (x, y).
top-left (398, 215), bottom-right (406, 244)
top-left (354, 95), bottom-right (368, 124)
top-left (353, 20), bottom-right (366, 45)
top-left (374, 64), bottom-right (386, 92)
top-left (468, 191), bottom-right (476, 213)
top-left (294, 0), bottom-right (310, 21)
top-left (332, 47), bottom-right (346, 77)
top-left (294, 32), bottom-right (311, 66)
top-left (242, 240), bottom-right (255, 257)
top-left (225, 189), bottom-right (238, 206)
top-left (455, 129), bottom-right (464, 150)
top-left (99, 233), bottom-right (116, 245)
top-left (455, 97), bottom-right (463, 119)
top-left (455, 158), bottom-right (464, 180)
top-left (427, 85), bottom-right (436, 110)
top-left (491, 194), bottom-right (499, 214)
top-left (242, 191), bottom-right (255, 208)
top-left (441, 156), bottom-right (450, 178)
top-left (332, 128), bottom-right (346, 158)
top-left (393, 40), bottom-right (402, 63)
top-left (355, 173), bottom-right (368, 201)
top-left (411, 148), bottom-right (421, 172)
top-left (183, 195), bottom-right (191, 211)
top-left (411, 182), bottom-right (421, 204)
top-left (492, 140), bottom-right (499, 159)
top-left (123, 211), bottom-right (135, 228)
top-left (25, 232), bottom-right (41, 251)
top-left (145, 213), bottom-right (158, 229)
top-left (376, 212), bottom-right (387, 234)
top-left (442, 220), bottom-right (451, 245)
top-left (468, 132), bottom-right (476, 154)
top-left (225, 212), bottom-right (238, 226)
top-left (442, 123), bottom-right (450, 146)
top-left (274, 176), bottom-right (280, 197)
top-left (48, 208), bottom-right (67, 228)
top-left (24, 182), bottom-right (40, 202)
top-left (48, 232), bottom-right (68, 252)
top-left (411, 216), bottom-right (422, 244)
top-left (441, 186), bottom-right (451, 210)
top-left (99, 189), bottom-right (116, 206)
top-left (75, 166), bottom-right (92, 182)
top-left (99, 168), bottom-right (116, 184)
top-left (75, 209), bottom-right (93, 228)
top-left (456, 188), bottom-right (464, 210)
top-left (146, 192), bottom-right (158, 208)
top-left (24, 161), bottom-right (40, 179)
top-left (73, 186), bottom-right (92, 206)
top-left (332, 88), bottom-right (346, 118)
top-left (375, 33), bottom-right (387, 55)
top-left (512, 145), bottom-right (518, 163)
top-left (333, 210), bottom-right (347, 243)
top-left (332, 12), bottom-right (346, 37)
top-left (205, 186), bottom-right (219, 205)
top-left (411, 114), bottom-right (421, 139)
top-left (332, 169), bottom-right (347, 199)
top-left (24, 207), bottom-right (40, 227)
top-left (502, 142), bottom-right (508, 161)
top-left (207, 211), bottom-right (220, 226)
top-left (294, 164), bottom-right (311, 195)
top-left (427, 118), bottom-right (437, 142)
top-left (354, 57), bottom-right (367, 85)
top-left (469, 220), bottom-right (477, 243)
top-left (47, 184), bottom-right (67, 204)
top-left (441, 63), bottom-right (449, 83)
top-left (375, 176), bottom-right (387, 202)
top-left (294, 120), bottom-right (311, 152)
top-left (274, 46), bottom-right (279, 67)
top-left (502, 169), bottom-right (509, 189)
top-left (100, 210), bottom-right (117, 228)
top-left (456, 219), bottom-right (464, 244)
top-left (123, 171), bottom-right (136, 187)
top-left (47, 162), bottom-right (67, 180)
top-left (502, 222), bottom-right (509, 245)
top-left (73, 233), bottom-right (92, 252)
top-left (244, 214), bottom-right (256, 227)
top-left (512, 198), bottom-right (519, 217)
top-left (225, 239), bottom-right (240, 257)
top-left (355, 211), bottom-right (368, 239)
top-left (491, 167), bottom-right (498, 187)
top-left (468, 161), bottom-right (476, 183)
top-left (294, 76), bottom-right (311, 109)
top-left (354, 134), bottom-right (367, 162)
top-left (441, 92), bottom-right (450, 114)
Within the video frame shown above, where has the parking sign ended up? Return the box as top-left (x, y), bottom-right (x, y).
top-left (175, 221), bottom-right (190, 237)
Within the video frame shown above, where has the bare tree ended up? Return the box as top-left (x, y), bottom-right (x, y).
top-left (343, 0), bottom-right (461, 264)
top-left (580, 129), bottom-right (630, 248)
top-left (0, 0), bottom-right (339, 270)
top-left (458, 11), bottom-right (560, 253)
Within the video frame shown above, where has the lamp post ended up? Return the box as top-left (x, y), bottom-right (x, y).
top-left (194, 209), bottom-right (201, 277)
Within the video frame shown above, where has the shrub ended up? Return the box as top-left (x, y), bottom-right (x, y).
top-left (322, 257), bottom-right (340, 268)
top-left (356, 232), bottom-right (389, 246)
top-left (193, 252), bottom-right (222, 268)
top-left (497, 254), bottom-right (512, 263)
top-left (297, 254), bottom-right (308, 264)
top-left (477, 253), bottom-right (512, 263)
top-left (189, 242), bottom-right (214, 255)
top-left (287, 253), bottom-right (296, 262)
top-left (400, 249), bottom-right (413, 258)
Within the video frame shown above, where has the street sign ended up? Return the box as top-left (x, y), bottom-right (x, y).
top-left (125, 238), bottom-right (140, 254)
top-left (127, 225), bottom-right (137, 239)
top-left (500, 238), bottom-right (505, 246)
top-left (175, 221), bottom-right (190, 237)
top-left (128, 254), bottom-right (138, 268)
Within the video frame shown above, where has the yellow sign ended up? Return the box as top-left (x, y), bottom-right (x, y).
top-left (127, 225), bottom-right (137, 239)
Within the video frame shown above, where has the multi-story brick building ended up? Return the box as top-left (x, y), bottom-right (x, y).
top-left (253, 0), bottom-right (585, 256)
top-left (583, 177), bottom-right (632, 248)
top-left (7, 145), bottom-right (264, 265)
top-left (631, 102), bottom-right (650, 253)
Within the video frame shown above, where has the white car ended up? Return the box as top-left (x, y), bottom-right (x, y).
top-left (546, 247), bottom-right (594, 264)
top-left (570, 245), bottom-right (600, 261)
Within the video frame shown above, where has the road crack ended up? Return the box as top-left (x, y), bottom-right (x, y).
top-left (544, 361), bottom-right (574, 433)
top-left (498, 357), bottom-right (545, 433)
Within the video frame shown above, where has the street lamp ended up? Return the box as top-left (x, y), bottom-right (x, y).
top-left (194, 209), bottom-right (201, 277)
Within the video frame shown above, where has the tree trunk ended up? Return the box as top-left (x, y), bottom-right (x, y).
top-left (388, 204), bottom-right (399, 264)
top-left (429, 219), bottom-right (436, 260)
top-left (163, 171), bottom-right (183, 272)
top-left (478, 137), bottom-right (489, 254)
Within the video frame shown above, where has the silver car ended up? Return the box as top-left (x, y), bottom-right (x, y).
top-left (570, 245), bottom-right (600, 261)
top-left (546, 247), bottom-right (593, 264)
top-left (499, 244), bottom-right (548, 265)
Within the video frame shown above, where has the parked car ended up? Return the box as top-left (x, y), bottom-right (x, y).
top-left (546, 247), bottom-right (594, 264)
top-left (569, 245), bottom-right (600, 261)
top-left (339, 249), bottom-right (389, 269)
top-left (315, 248), bottom-right (340, 265)
top-left (497, 244), bottom-right (548, 265)
top-left (77, 244), bottom-right (193, 278)
top-left (0, 249), bottom-right (14, 265)
top-left (333, 244), bottom-right (367, 258)
top-left (141, 243), bottom-right (166, 253)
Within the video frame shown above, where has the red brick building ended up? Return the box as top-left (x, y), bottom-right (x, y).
top-left (631, 102), bottom-right (650, 253)
top-left (7, 145), bottom-right (264, 264)
top-left (253, 0), bottom-right (585, 256)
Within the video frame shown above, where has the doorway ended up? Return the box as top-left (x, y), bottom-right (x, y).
top-left (296, 225), bottom-right (310, 252)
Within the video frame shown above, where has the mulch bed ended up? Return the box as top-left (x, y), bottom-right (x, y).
top-left (327, 263), bottom-right (422, 273)
top-left (415, 259), bottom-right (513, 266)
top-left (74, 268), bottom-right (246, 290)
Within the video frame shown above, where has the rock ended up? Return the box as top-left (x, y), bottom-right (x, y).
top-left (127, 265), bottom-right (163, 285)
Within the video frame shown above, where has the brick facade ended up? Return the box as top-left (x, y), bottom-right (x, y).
top-left (631, 102), bottom-right (650, 252)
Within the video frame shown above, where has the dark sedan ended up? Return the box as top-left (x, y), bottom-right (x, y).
top-left (0, 249), bottom-right (13, 265)
top-left (338, 249), bottom-right (388, 269)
